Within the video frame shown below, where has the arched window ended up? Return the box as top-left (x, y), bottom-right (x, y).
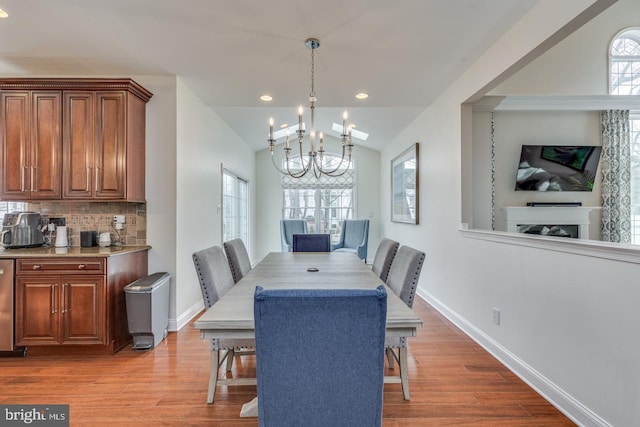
top-left (281, 153), bottom-right (355, 242)
top-left (609, 28), bottom-right (640, 95)
top-left (609, 28), bottom-right (640, 243)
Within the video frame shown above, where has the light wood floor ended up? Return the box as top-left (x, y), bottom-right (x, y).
top-left (0, 297), bottom-right (575, 426)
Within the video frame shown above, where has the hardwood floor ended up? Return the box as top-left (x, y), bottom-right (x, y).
top-left (0, 297), bottom-right (575, 426)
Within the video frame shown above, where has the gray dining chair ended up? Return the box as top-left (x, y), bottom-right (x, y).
top-left (280, 219), bottom-right (308, 252)
top-left (371, 238), bottom-right (400, 283)
top-left (254, 285), bottom-right (387, 427)
top-left (384, 245), bottom-right (425, 400)
top-left (223, 238), bottom-right (252, 283)
top-left (292, 233), bottom-right (331, 252)
top-left (332, 219), bottom-right (369, 261)
top-left (192, 245), bottom-right (254, 403)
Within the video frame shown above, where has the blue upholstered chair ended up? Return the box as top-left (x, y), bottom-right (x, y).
top-left (280, 219), bottom-right (308, 252)
top-left (254, 285), bottom-right (387, 427)
top-left (332, 219), bottom-right (369, 261)
top-left (192, 246), bottom-right (254, 403)
top-left (292, 233), bottom-right (331, 252)
top-left (371, 238), bottom-right (400, 283)
top-left (223, 238), bottom-right (252, 283)
top-left (384, 245), bottom-right (425, 400)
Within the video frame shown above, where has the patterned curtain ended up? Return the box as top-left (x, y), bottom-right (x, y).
top-left (600, 110), bottom-right (631, 243)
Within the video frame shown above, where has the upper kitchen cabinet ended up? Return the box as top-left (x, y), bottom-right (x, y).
top-left (0, 91), bottom-right (62, 200)
top-left (0, 79), bottom-right (152, 202)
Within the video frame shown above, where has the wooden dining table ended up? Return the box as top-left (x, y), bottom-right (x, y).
top-left (193, 251), bottom-right (423, 398)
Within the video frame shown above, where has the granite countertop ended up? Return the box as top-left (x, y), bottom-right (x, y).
top-left (0, 245), bottom-right (151, 258)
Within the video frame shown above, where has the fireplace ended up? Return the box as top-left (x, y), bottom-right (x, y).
top-left (502, 206), bottom-right (598, 239)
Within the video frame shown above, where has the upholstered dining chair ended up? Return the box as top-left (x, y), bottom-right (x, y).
top-left (332, 219), bottom-right (370, 261)
top-left (371, 238), bottom-right (400, 283)
top-left (254, 285), bottom-right (387, 427)
top-left (280, 219), bottom-right (308, 252)
top-left (223, 238), bottom-right (252, 283)
top-left (292, 233), bottom-right (331, 252)
top-left (192, 245), bottom-right (254, 403)
top-left (384, 245), bottom-right (425, 400)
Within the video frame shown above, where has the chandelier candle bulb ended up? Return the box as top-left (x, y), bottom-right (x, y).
top-left (298, 106), bottom-right (303, 129)
top-left (342, 111), bottom-right (348, 134)
top-left (269, 118), bottom-right (274, 140)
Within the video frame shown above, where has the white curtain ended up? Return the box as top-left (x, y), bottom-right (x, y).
top-left (600, 110), bottom-right (631, 243)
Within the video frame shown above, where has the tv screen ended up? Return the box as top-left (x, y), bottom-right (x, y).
top-left (515, 145), bottom-right (602, 192)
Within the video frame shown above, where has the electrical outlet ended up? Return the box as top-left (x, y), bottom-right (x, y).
top-left (492, 308), bottom-right (501, 325)
top-left (49, 217), bottom-right (65, 226)
top-left (113, 215), bottom-right (125, 224)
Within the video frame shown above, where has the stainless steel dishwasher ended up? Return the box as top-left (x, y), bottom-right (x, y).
top-left (0, 259), bottom-right (24, 356)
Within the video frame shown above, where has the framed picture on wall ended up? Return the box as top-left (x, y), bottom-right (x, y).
top-left (391, 142), bottom-right (419, 224)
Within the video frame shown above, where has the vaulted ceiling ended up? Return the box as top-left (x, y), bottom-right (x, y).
top-left (0, 0), bottom-right (538, 151)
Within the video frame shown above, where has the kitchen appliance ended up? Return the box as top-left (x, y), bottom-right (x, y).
top-left (99, 232), bottom-right (111, 247)
top-left (1, 212), bottom-right (44, 248)
top-left (0, 259), bottom-right (25, 356)
top-left (81, 231), bottom-right (98, 247)
top-left (55, 225), bottom-right (69, 247)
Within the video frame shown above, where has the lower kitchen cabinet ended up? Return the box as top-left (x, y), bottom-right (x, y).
top-left (13, 250), bottom-right (148, 355)
top-left (15, 275), bottom-right (106, 345)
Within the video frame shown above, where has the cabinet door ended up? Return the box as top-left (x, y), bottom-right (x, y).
top-left (15, 277), bottom-right (60, 345)
top-left (94, 91), bottom-right (125, 199)
top-left (62, 91), bottom-right (95, 198)
top-left (0, 92), bottom-right (30, 199)
top-left (31, 91), bottom-right (62, 198)
top-left (61, 275), bottom-right (106, 344)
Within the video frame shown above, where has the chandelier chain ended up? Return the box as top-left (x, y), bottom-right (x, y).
top-left (310, 46), bottom-right (316, 99)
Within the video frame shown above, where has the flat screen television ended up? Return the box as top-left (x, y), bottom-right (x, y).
top-left (515, 145), bottom-right (602, 192)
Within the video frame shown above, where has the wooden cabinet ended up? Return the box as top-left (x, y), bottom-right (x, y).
top-left (0, 79), bottom-right (152, 202)
top-left (14, 250), bottom-right (149, 355)
top-left (0, 91), bottom-right (62, 199)
top-left (15, 274), bottom-right (106, 345)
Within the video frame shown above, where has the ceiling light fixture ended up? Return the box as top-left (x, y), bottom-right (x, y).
top-left (268, 38), bottom-right (353, 178)
top-left (260, 94), bottom-right (273, 102)
top-left (355, 92), bottom-right (368, 100)
top-left (0, 9), bottom-right (8, 18)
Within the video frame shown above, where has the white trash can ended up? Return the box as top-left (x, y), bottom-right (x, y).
top-left (124, 272), bottom-right (171, 350)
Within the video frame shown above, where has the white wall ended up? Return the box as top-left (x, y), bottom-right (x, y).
top-left (383, 0), bottom-right (640, 426)
top-left (134, 75), bottom-right (179, 321)
top-left (254, 137), bottom-right (380, 262)
top-left (174, 78), bottom-right (256, 328)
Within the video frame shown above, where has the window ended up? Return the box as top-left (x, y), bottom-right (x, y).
top-left (610, 28), bottom-right (640, 95)
top-left (610, 29), bottom-right (640, 243)
top-left (281, 154), bottom-right (355, 243)
top-left (222, 166), bottom-right (249, 247)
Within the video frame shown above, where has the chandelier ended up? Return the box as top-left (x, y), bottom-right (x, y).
top-left (268, 38), bottom-right (353, 178)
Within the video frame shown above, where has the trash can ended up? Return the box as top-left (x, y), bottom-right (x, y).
top-left (124, 272), bottom-right (171, 350)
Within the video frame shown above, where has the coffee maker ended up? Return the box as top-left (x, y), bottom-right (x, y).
top-left (1, 212), bottom-right (44, 248)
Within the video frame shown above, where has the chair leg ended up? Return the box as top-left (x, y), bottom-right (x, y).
top-left (208, 350), bottom-right (220, 404)
top-left (386, 348), bottom-right (396, 369)
top-left (399, 347), bottom-right (410, 400)
top-left (226, 349), bottom-right (235, 372)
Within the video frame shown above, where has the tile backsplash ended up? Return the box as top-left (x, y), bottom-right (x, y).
top-left (24, 202), bottom-right (147, 247)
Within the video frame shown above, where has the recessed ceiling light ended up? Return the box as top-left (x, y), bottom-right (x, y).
top-left (0, 9), bottom-right (9, 18)
top-left (280, 123), bottom-right (288, 129)
top-left (355, 92), bottom-right (368, 100)
top-left (260, 95), bottom-right (273, 102)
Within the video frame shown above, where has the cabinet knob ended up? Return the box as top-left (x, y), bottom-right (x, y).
top-left (32, 264), bottom-right (42, 270)
top-left (78, 264), bottom-right (86, 269)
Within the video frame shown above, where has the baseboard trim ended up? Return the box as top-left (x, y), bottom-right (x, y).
top-left (170, 299), bottom-right (204, 332)
top-left (417, 289), bottom-right (611, 427)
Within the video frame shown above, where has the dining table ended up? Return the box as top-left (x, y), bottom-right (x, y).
top-left (193, 251), bottom-right (423, 401)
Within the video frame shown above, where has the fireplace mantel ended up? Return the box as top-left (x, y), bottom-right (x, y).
top-left (502, 206), bottom-right (599, 239)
